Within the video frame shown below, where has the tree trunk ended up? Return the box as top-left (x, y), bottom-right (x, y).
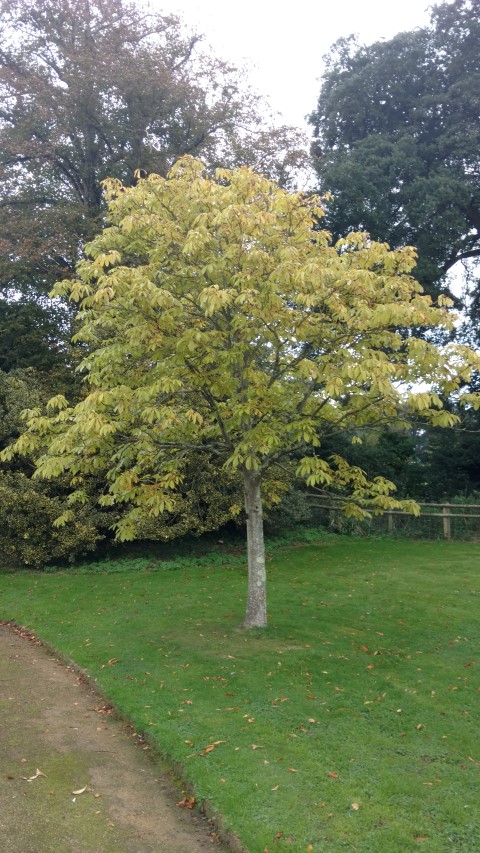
top-left (243, 471), bottom-right (267, 628)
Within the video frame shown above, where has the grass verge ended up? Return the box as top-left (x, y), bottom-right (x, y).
top-left (1, 537), bottom-right (479, 852)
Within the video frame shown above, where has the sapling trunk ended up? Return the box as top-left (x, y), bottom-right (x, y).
top-left (243, 470), bottom-right (267, 628)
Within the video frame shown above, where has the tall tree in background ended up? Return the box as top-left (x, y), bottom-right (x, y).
top-left (0, 0), bottom-right (305, 371)
top-left (309, 0), bottom-right (480, 333)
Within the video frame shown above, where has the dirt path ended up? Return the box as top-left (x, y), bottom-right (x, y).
top-left (0, 623), bottom-right (229, 853)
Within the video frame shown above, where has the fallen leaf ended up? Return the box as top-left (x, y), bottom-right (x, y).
top-left (199, 740), bottom-right (226, 756)
top-left (72, 785), bottom-right (88, 795)
top-left (327, 771), bottom-right (339, 779)
top-left (288, 767), bottom-right (299, 772)
top-left (271, 785), bottom-right (279, 791)
top-left (176, 796), bottom-right (196, 809)
top-left (23, 769), bottom-right (47, 782)
top-left (351, 802), bottom-right (360, 810)
top-left (414, 837), bottom-right (428, 842)
top-left (107, 658), bottom-right (120, 666)
top-left (96, 704), bottom-right (114, 715)
top-left (307, 846), bottom-right (314, 852)
top-left (251, 744), bottom-right (264, 750)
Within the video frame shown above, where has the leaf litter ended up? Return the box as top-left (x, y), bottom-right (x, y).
top-left (22, 768), bottom-right (47, 782)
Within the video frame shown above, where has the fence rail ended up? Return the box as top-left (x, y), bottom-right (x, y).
top-left (307, 495), bottom-right (480, 540)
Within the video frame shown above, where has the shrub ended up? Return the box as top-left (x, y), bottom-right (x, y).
top-left (0, 471), bottom-right (103, 569)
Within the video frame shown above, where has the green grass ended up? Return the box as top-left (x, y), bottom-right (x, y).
top-left (1, 537), bottom-right (479, 852)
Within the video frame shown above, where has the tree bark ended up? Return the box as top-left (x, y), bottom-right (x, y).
top-left (243, 471), bottom-right (267, 628)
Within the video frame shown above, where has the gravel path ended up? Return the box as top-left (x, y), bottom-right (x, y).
top-left (0, 623), bottom-right (227, 853)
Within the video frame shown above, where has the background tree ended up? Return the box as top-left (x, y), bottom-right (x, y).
top-left (0, 0), bottom-right (306, 372)
top-left (309, 0), bottom-right (480, 328)
top-left (5, 158), bottom-right (480, 624)
top-left (0, 368), bottom-right (106, 568)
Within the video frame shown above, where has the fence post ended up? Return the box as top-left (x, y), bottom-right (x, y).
top-left (442, 504), bottom-right (451, 540)
top-left (387, 511), bottom-right (394, 533)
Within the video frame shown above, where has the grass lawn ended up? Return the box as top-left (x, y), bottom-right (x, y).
top-left (1, 536), bottom-right (479, 852)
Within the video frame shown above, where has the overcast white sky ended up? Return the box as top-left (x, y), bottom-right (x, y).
top-left (159, 0), bottom-right (432, 129)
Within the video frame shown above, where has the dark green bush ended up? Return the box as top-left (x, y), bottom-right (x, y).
top-left (0, 471), bottom-right (103, 569)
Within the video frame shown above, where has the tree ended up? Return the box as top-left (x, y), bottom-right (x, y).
top-left (4, 158), bottom-right (480, 625)
top-left (0, 298), bottom-right (74, 377)
top-left (0, 368), bottom-right (106, 567)
top-left (309, 0), bottom-right (480, 315)
top-left (0, 0), bottom-right (306, 372)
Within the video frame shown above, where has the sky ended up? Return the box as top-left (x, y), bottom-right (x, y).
top-left (158, 0), bottom-right (432, 130)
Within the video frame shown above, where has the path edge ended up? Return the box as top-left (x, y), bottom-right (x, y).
top-left (0, 619), bottom-right (249, 853)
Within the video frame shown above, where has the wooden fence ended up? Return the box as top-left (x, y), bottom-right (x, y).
top-left (307, 495), bottom-right (480, 541)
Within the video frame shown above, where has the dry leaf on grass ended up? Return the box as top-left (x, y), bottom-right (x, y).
top-left (72, 785), bottom-right (88, 795)
top-left (22, 769), bottom-right (47, 782)
top-left (187, 740), bottom-right (227, 758)
top-left (201, 740), bottom-right (226, 755)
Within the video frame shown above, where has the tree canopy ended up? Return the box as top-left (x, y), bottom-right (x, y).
top-left (0, 0), bottom-right (306, 373)
top-left (4, 157), bottom-right (480, 624)
top-left (309, 0), bottom-right (480, 322)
